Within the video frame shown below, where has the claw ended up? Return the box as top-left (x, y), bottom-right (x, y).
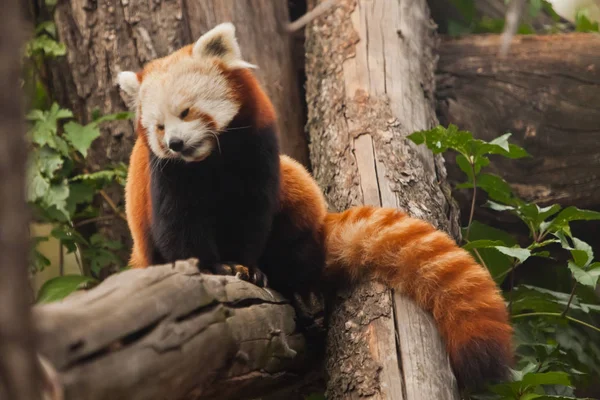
top-left (210, 263), bottom-right (268, 288)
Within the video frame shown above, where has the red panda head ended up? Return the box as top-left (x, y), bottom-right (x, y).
top-left (117, 23), bottom-right (257, 162)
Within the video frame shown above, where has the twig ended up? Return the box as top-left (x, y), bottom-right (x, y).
top-left (499, 0), bottom-right (525, 57)
top-left (286, 0), bottom-right (338, 33)
top-left (473, 248), bottom-right (489, 271)
top-left (508, 260), bottom-right (517, 313)
top-left (465, 164), bottom-right (477, 241)
top-left (58, 239), bottom-right (64, 276)
top-left (512, 312), bottom-right (600, 334)
top-left (99, 190), bottom-right (127, 221)
top-left (74, 215), bottom-right (118, 228)
top-left (562, 281), bottom-right (579, 318)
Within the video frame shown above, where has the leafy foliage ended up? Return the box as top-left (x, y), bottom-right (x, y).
top-left (574, 9), bottom-right (600, 32)
top-left (408, 126), bottom-right (600, 399)
top-left (36, 275), bottom-right (98, 304)
top-left (445, 0), bottom-right (577, 36)
top-left (23, 7), bottom-right (132, 300)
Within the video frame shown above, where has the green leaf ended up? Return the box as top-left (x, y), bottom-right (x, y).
top-left (462, 221), bottom-right (517, 284)
top-left (529, 0), bottom-right (543, 17)
top-left (495, 246), bottom-right (531, 264)
top-left (25, 35), bottom-right (66, 58)
top-left (575, 9), bottom-right (600, 32)
top-left (511, 285), bottom-right (600, 315)
top-left (65, 182), bottom-right (95, 216)
top-left (545, 207), bottom-right (600, 235)
top-left (36, 275), bottom-right (98, 304)
top-left (63, 121), bottom-right (101, 158)
top-left (407, 124), bottom-right (473, 157)
top-left (571, 238), bottom-right (594, 267)
top-left (476, 133), bottom-right (529, 159)
top-left (51, 225), bottom-right (88, 252)
top-left (462, 240), bottom-right (506, 251)
top-left (522, 395), bottom-right (588, 400)
top-left (485, 200), bottom-right (515, 212)
top-left (37, 146), bottom-right (64, 178)
top-left (44, 181), bottom-right (70, 220)
top-left (537, 204), bottom-right (562, 223)
top-left (456, 154), bottom-right (474, 181)
top-left (35, 21), bottom-right (57, 37)
top-left (474, 173), bottom-right (515, 204)
top-left (92, 111), bottom-right (134, 124)
top-left (89, 233), bottom-right (123, 250)
top-left (30, 237), bottom-right (51, 273)
top-left (521, 371), bottom-right (571, 386)
top-left (27, 103), bottom-right (73, 155)
top-left (27, 170), bottom-right (50, 203)
top-left (568, 262), bottom-right (600, 289)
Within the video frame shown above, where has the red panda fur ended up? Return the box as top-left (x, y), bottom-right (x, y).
top-left (120, 24), bottom-right (513, 390)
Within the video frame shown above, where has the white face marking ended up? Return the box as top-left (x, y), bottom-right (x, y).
top-left (139, 60), bottom-right (239, 162)
top-left (116, 22), bottom-right (257, 163)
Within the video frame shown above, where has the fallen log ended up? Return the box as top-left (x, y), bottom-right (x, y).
top-left (305, 0), bottom-right (461, 399)
top-left (33, 259), bottom-right (316, 400)
top-left (436, 33), bottom-right (600, 210)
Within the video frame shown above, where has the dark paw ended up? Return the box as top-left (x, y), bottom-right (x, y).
top-left (210, 263), bottom-right (268, 288)
top-left (249, 267), bottom-right (268, 288)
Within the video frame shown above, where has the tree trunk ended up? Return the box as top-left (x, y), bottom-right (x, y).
top-left (47, 0), bottom-right (308, 267)
top-left (305, 1), bottom-right (461, 399)
top-left (34, 259), bottom-right (318, 400)
top-left (0, 1), bottom-right (42, 398)
top-left (436, 33), bottom-right (600, 210)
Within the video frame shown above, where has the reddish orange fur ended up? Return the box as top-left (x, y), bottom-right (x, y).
top-left (219, 64), bottom-right (277, 130)
top-left (324, 206), bottom-right (513, 385)
top-left (125, 122), bottom-right (153, 268)
top-left (185, 107), bottom-right (217, 130)
top-left (123, 37), bottom-right (513, 389)
top-left (278, 155), bottom-right (327, 231)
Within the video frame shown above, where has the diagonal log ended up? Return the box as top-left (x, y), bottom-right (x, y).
top-left (33, 259), bottom-right (316, 400)
top-left (436, 33), bottom-right (600, 209)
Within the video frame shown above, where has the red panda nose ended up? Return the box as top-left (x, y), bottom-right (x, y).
top-left (168, 138), bottom-right (184, 152)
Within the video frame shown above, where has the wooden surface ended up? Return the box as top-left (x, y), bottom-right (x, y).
top-left (0, 0), bottom-right (43, 398)
top-left (33, 259), bottom-right (313, 400)
top-left (46, 0), bottom-right (309, 267)
top-left (436, 33), bottom-right (600, 209)
top-left (305, 0), bottom-right (461, 399)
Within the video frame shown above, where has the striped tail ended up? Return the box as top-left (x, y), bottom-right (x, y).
top-left (323, 206), bottom-right (513, 389)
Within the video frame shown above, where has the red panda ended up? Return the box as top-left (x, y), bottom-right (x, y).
top-left (117, 22), bottom-right (513, 390)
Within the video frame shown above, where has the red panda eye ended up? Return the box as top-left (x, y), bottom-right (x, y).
top-left (180, 108), bottom-right (190, 119)
top-left (157, 124), bottom-right (165, 131)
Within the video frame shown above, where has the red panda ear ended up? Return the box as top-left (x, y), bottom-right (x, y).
top-left (117, 71), bottom-right (141, 110)
top-left (192, 22), bottom-right (257, 70)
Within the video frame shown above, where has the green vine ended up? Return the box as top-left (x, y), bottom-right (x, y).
top-left (23, 4), bottom-right (133, 297)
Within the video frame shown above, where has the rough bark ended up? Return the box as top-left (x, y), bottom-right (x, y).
top-left (436, 33), bottom-right (600, 209)
top-left (47, 0), bottom-right (308, 266)
top-left (33, 259), bottom-right (316, 400)
top-left (0, 1), bottom-right (42, 398)
top-left (305, 1), bottom-right (461, 399)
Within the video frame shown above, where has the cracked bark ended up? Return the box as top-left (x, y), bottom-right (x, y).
top-left (33, 259), bottom-right (317, 400)
top-left (305, 1), bottom-right (461, 399)
top-left (46, 0), bottom-right (309, 267)
top-left (436, 33), bottom-right (600, 210)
